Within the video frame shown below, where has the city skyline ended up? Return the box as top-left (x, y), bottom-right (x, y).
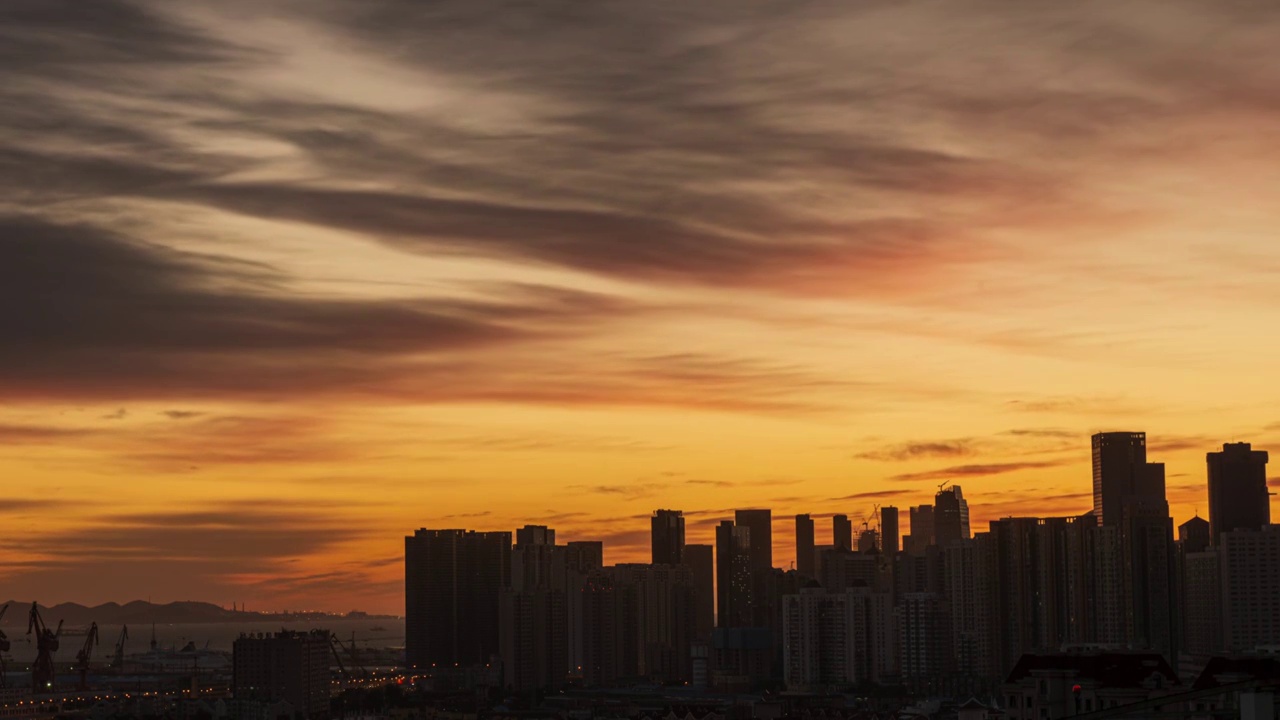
top-left (5, 0), bottom-right (1280, 615)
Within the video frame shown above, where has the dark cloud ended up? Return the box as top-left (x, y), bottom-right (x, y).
top-left (1146, 435), bottom-right (1215, 454)
top-left (890, 460), bottom-right (1066, 483)
top-left (0, 424), bottom-right (96, 445)
top-left (857, 441), bottom-right (974, 462)
top-left (161, 410), bottom-right (203, 420)
top-left (829, 490), bottom-right (905, 502)
top-left (0, 215), bottom-right (634, 402)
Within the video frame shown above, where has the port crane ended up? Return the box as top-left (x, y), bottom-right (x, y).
top-left (111, 625), bottom-right (128, 670)
top-left (329, 632), bottom-right (367, 684)
top-left (0, 603), bottom-right (10, 690)
top-left (75, 622), bottom-right (100, 690)
top-left (26, 602), bottom-right (63, 693)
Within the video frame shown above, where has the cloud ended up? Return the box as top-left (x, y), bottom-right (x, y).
top-left (890, 460), bottom-right (1066, 483)
top-left (162, 410), bottom-right (203, 420)
top-left (857, 441), bottom-right (974, 462)
top-left (829, 490), bottom-right (906, 502)
top-left (0, 423), bottom-right (97, 445)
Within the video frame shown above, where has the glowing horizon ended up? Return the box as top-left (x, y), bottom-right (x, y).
top-left (3, 0), bottom-right (1280, 614)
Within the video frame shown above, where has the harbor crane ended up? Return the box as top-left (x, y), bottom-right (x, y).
top-left (0, 603), bottom-right (10, 690)
top-left (75, 622), bottom-right (100, 690)
top-left (26, 603), bottom-right (63, 693)
top-left (111, 625), bottom-right (128, 670)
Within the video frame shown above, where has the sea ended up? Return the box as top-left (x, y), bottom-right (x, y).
top-left (4, 618), bottom-right (406, 654)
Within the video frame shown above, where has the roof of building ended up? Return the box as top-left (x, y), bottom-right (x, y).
top-left (1191, 656), bottom-right (1280, 690)
top-left (1004, 652), bottom-right (1179, 688)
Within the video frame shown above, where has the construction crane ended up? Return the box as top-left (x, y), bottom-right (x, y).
top-left (937, 480), bottom-right (951, 494)
top-left (330, 632), bottom-right (367, 683)
top-left (75, 622), bottom-right (99, 690)
top-left (0, 603), bottom-right (10, 690)
top-left (111, 625), bottom-right (128, 670)
top-left (26, 603), bottom-right (63, 693)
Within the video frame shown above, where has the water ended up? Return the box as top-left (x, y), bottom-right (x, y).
top-left (4, 618), bottom-right (405, 655)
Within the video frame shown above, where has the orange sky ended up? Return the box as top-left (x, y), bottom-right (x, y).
top-left (2, 0), bottom-right (1280, 614)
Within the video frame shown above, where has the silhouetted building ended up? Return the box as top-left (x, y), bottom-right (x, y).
top-left (502, 526), bottom-right (568, 692)
top-left (736, 509), bottom-right (773, 572)
top-left (1219, 525), bottom-right (1280, 653)
top-left (1179, 515), bottom-right (1211, 554)
top-left (1180, 547), bottom-right (1222, 662)
top-left (858, 528), bottom-right (879, 553)
top-left (934, 485), bottom-right (971, 546)
top-left (833, 514), bottom-right (853, 551)
top-left (819, 546), bottom-right (888, 593)
top-left (897, 592), bottom-right (949, 693)
top-left (651, 509), bottom-right (686, 565)
top-left (405, 528), bottom-right (511, 668)
top-left (1119, 498), bottom-right (1177, 662)
top-left (782, 587), bottom-right (851, 691)
top-left (683, 543), bottom-right (715, 641)
top-left (710, 627), bottom-right (773, 691)
top-left (907, 505), bottom-right (934, 553)
top-left (716, 520), bottom-right (753, 628)
top-left (795, 514), bottom-right (816, 577)
top-left (945, 534), bottom-right (997, 684)
top-left (1001, 652), bottom-right (1180, 720)
top-left (735, 509), bottom-right (775, 629)
top-left (882, 506), bottom-right (900, 555)
top-left (1092, 432), bottom-right (1164, 526)
top-left (1207, 443), bottom-right (1270, 545)
top-left (233, 629), bottom-right (330, 720)
top-left (563, 541), bottom-right (603, 678)
top-left (613, 563), bottom-right (698, 683)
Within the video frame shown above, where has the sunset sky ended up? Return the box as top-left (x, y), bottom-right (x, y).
top-left (3, 0), bottom-right (1280, 615)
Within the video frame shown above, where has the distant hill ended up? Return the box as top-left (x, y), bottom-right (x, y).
top-left (0, 600), bottom-right (395, 626)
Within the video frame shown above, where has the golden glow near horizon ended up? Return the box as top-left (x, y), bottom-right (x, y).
top-left (2, 0), bottom-right (1280, 613)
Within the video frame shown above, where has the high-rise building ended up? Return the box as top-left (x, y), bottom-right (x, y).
top-left (908, 505), bottom-right (934, 552)
top-left (232, 629), bottom-right (330, 719)
top-left (1119, 498), bottom-right (1176, 661)
top-left (614, 563), bottom-right (698, 683)
top-left (944, 534), bottom-right (997, 685)
top-left (1219, 525), bottom-right (1280, 653)
top-left (782, 587), bottom-right (853, 691)
top-left (735, 509), bottom-right (775, 630)
top-left (858, 528), bottom-right (879, 553)
top-left (651, 509), bottom-right (686, 565)
top-left (682, 544), bottom-right (715, 641)
top-left (405, 528), bottom-right (511, 668)
top-left (502, 526), bottom-right (568, 692)
top-left (1092, 432), bottom-right (1164, 526)
top-left (897, 593), bottom-right (949, 693)
top-left (795, 514), bottom-right (816, 577)
top-left (1180, 548), bottom-right (1222, 661)
top-left (934, 486), bottom-right (971, 546)
top-left (715, 520), bottom-right (753, 628)
top-left (882, 506), bottom-right (900, 555)
top-left (563, 541), bottom-right (603, 678)
top-left (1207, 443), bottom-right (1270, 545)
top-left (833, 514), bottom-right (853, 551)
top-left (735, 509), bottom-right (773, 572)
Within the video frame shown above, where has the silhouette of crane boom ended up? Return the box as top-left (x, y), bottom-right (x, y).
top-left (75, 622), bottom-right (99, 690)
top-left (111, 625), bottom-right (129, 670)
top-left (0, 604), bottom-right (10, 690)
top-left (26, 603), bottom-right (63, 693)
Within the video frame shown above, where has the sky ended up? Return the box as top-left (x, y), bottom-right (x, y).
top-left (2, 0), bottom-right (1280, 615)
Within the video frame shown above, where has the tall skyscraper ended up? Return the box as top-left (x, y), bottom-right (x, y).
top-left (405, 528), bottom-right (511, 668)
top-left (682, 543), bottom-right (715, 641)
top-left (1207, 443), bottom-right (1270, 544)
top-left (934, 485), bottom-right (970, 546)
top-left (715, 520), bottom-right (753, 628)
top-left (651, 509), bottom-right (686, 565)
top-left (735, 509), bottom-right (773, 572)
top-left (832, 514), bottom-right (853, 551)
top-left (882, 506), bottom-right (900, 555)
top-left (1092, 432), bottom-right (1164, 526)
top-left (795, 514), bottom-right (816, 577)
top-left (563, 541), bottom-right (603, 678)
top-left (502, 525), bottom-right (568, 691)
